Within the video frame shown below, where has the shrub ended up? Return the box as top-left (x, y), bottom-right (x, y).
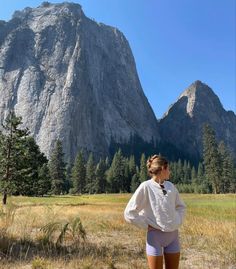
top-left (32, 257), bottom-right (49, 269)
top-left (39, 215), bottom-right (86, 247)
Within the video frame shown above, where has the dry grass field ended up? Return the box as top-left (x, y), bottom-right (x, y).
top-left (0, 193), bottom-right (235, 269)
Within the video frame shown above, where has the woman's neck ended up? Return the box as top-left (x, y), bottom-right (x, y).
top-left (152, 176), bottom-right (165, 185)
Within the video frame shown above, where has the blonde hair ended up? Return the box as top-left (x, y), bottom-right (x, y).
top-left (146, 155), bottom-right (168, 176)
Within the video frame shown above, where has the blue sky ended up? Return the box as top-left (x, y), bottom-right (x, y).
top-left (1, 0), bottom-right (235, 118)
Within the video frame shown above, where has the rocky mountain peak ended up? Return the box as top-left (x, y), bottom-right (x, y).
top-left (0, 2), bottom-right (159, 161)
top-left (12, 2), bottom-right (84, 21)
top-left (177, 80), bottom-right (224, 117)
top-left (9, 1), bottom-right (85, 36)
top-left (159, 81), bottom-right (236, 162)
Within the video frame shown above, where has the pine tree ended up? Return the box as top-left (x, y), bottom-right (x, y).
top-left (105, 157), bottom-right (110, 168)
top-left (231, 168), bottom-right (236, 193)
top-left (95, 159), bottom-right (107, 193)
top-left (49, 140), bottom-right (66, 195)
top-left (197, 162), bottom-right (205, 183)
top-left (139, 153), bottom-right (147, 182)
top-left (183, 160), bottom-right (191, 184)
top-left (123, 157), bottom-right (130, 192)
top-left (196, 162), bottom-right (211, 193)
top-left (0, 111), bottom-right (29, 204)
top-left (218, 141), bottom-right (235, 193)
top-left (127, 155), bottom-right (136, 192)
top-left (191, 166), bottom-right (197, 183)
top-left (187, 162), bottom-right (192, 183)
top-left (169, 162), bottom-right (178, 184)
top-left (203, 124), bottom-right (221, 194)
top-left (129, 155), bottom-right (136, 177)
top-left (107, 149), bottom-right (125, 193)
top-left (64, 162), bottom-right (72, 194)
top-left (130, 174), bottom-right (140, 193)
top-left (71, 151), bottom-right (86, 194)
top-left (85, 153), bottom-right (95, 194)
top-left (176, 159), bottom-right (184, 183)
top-left (16, 136), bottom-right (48, 196)
top-left (37, 163), bottom-right (51, 196)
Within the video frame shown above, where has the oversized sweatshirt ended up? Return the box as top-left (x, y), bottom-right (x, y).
top-left (124, 179), bottom-right (186, 232)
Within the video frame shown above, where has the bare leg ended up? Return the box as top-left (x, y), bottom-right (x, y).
top-left (164, 252), bottom-right (180, 269)
top-left (147, 255), bottom-right (163, 269)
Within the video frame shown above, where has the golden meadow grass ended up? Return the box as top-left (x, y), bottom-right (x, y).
top-left (0, 194), bottom-right (235, 269)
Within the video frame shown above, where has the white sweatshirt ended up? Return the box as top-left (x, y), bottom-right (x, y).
top-left (124, 179), bottom-right (186, 232)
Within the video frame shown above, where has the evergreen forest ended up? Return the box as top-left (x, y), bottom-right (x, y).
top-left (0, 112), bottom-right (235, 204)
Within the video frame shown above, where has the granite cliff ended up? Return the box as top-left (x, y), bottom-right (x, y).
top-left (0, 2), bottom-right (159, 161)
top-left (159, 80), bottom-right (236, 161)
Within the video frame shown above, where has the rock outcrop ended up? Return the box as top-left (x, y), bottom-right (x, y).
top-left (0, 2), bottom-right (159, 161)
top-left (159, 80), bottom-right (236, 161)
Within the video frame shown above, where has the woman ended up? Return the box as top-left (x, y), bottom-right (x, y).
top-left (124, 155), bottom-right (186, 269)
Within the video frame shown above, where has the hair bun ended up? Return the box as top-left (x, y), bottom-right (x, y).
top-left (150, 155), bottom-right (158, 162)
top-left (146, 155), bottom-right (168, 176)
top-left (147, 155), bottom-right (158, 168)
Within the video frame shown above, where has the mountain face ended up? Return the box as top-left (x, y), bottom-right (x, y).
top-left (0, 2), bottom-right (159, 161)
top-left (159, 80), bottom-right (236, 161)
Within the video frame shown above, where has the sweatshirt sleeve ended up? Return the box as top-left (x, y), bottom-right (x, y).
top-left (124, 182), bottom-right (148, 229)
top-left (175, 188), bottom-right (186, 225)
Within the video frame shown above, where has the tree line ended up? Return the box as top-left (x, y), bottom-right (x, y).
top-left (0, 112), bottom-right (235, 204)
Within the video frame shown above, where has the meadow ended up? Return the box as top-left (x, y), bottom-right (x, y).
top-left (0, 193), bottom-right (235, 269)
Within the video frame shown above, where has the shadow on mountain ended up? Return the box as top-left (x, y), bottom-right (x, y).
top-left (109, 133), bottom-right (200, 165)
